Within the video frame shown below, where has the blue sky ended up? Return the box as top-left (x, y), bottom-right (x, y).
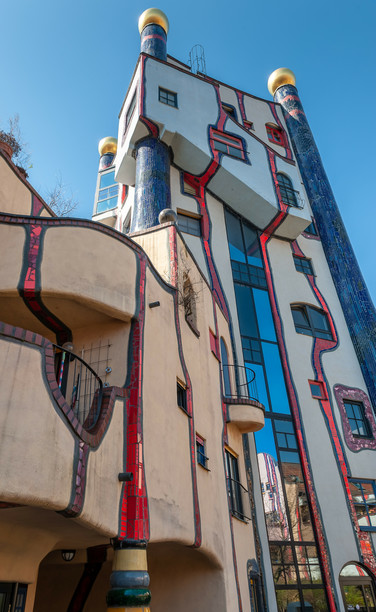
top-left (1, 0), bottom-right (375, 302)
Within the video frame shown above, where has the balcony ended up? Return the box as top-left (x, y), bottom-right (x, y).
top-left (53, 344), bottom-right (103, 430)
top-left (222, 364), bottom-right (265, 433)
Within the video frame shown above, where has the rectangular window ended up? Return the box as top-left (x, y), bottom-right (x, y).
top-left (344, 401), bottom-right (372, 438)
top-left (309, 380), bottom-right (327, 400)
top-left (211, 130), bottom-right (245, 160)
top-left (159, 87), bottom-right (178, 107)
top-left (96, 171), bottom-right (118, 214)
top-left (177, 381), bottom-right (187, 413)
top-left (177, 212), bottom-right (201, 237)
top-left (293, 255), bottom-right (314, 276)
top-left (124, 91), bottom-right (137, 135)
top-left (349, 480), bottom-right (376, 530)
top-left (196, 434), bottom-right (208, 468)
top-left (266, 125), bottom-right (285, 146)
top-left (304, 220), bottom-right (318, 236)
top-left (225, 450), bottom-right (249, 520)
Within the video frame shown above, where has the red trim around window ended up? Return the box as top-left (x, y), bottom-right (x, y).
top-left (266, 124), bottom-right (286, 147)
top-left (309, 380), bottom-right (328, 400)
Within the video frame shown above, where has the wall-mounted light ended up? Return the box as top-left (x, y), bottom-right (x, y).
top-left (61, 550), bottom-right (76, 562)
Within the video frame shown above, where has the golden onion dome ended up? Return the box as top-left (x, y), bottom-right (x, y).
top-left (138, 8), bottom-right (169, 35)
top-left (98, 137), bottom-right (117, 157)
top-left (268, 68), bottom-right (296, 96)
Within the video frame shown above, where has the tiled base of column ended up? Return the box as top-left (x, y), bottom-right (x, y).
top-left (107, 542), bottom-right (150, 610)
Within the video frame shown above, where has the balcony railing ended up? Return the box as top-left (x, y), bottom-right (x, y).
top-left (227, 477), bottom-right (252, 521)
top-left (221, 364), bottom-right (258, 402)
top-left (279, 185), bottom-right (304, 209)
top-left (53, 345), bottom-right (103, 430)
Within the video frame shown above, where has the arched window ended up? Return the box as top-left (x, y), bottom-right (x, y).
top-left (340, 563), bottom-right (376, 612)
top-left (277, 173), bottom-right (299, 208)
top-left (220, 338), bottom-right (232, 397)
top-left (291, 304), bottom-right (333, 341)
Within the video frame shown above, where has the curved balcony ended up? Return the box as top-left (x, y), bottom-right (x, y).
top-left (222, 364), bottom-right (265, 433)
top-left (53, 344), bottom-right (103, 430)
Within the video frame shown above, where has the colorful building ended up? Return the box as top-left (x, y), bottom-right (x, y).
top-left (0, 7), bottom-right (376, 612)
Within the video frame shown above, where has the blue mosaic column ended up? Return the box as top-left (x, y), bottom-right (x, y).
top-left (107, 540), bottom-right (151, 611)
top-left (269, 68), bottom-right (376, 410)
top-left (131, 136), bottom-right (171, 233)
top-left (138, 8), bottom-right (169, 62)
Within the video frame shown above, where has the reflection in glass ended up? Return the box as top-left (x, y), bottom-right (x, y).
top-left (220, 338), bottom-right (231, 397)
top-left (255, 418), bottom-right (276, 457)
top-left (301, 588), bottom-right (328, 612)
top-left (253, 289), bottom-right (276, 342)
top-left (281, 457), bottom-right (314, 542)
top-left (234, 284), bottom-right (258, 338)
top-left (246, 363), bottom-right (269, 410)
top-left (226, 211), bottom-right (246, 262)
top-left (244, 224), bottom-right (262, 267)
top-left (258, 453), bottom-right (290, 541)
top-left (262, 342), bottom-right (290, 414)
top-left (99, 171), bottom-right (115, 189)
top-left (276, 589), bottom-right (300, 612)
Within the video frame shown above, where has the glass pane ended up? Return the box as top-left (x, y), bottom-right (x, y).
top-left (246, 363), bottom-right (269, 410)
top-left (310, 308), bottom-right (329, 332)
top-left (276, 589), bottom-right (300, 612)
top-left (243, 224), bottom-right (262, 267)
top-left (215, 139), bottom-right (228, 153)
top-left (281, 458), bottom-right (314, 541)
top-left (253, 289), bottom-right (276, 341)
top-left (258, 450), bottom-right (290, 541)
top-left (234, 284), bottom-right (258, 337)
top-left (352, 403), bottom-right (363, 419)
top-left (99, 171), bottom-right (115, 188)
top-left (96, 197), bottom-right (117, 214)
top-left (343, 585), bottom-right (367, 612)
top-left (226, 211), bottom-right (246, 262)
top-left (292, 308), bottom-right (310, 328)
top-left (275, 420), bottom-right (294, 434)
top-left (302, 588), bottom-right (328, 611)
top-left (230, 146), bottom-right (243, 159)
top-left (262, 342), bottom-right (291, 414)
top-left (255, 417), bottom-right (277, 457)
top-left (364, 585), bottom-right (376, 611)
top-left (362, 482), bottom-right (376, 526)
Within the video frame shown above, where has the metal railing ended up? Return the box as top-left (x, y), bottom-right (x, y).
top-left (279, 185), bottom-right (304, 209)
top-left (53, 345), bottom-right (103, 430)
top-left (221, 364), bottom-right (258, 402)
top-left (227, 477), bottom-right (252, 521)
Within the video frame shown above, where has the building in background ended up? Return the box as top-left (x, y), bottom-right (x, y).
top-left (0, 6), bottom-right (376, 612)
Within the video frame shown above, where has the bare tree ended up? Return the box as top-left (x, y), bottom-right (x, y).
top-left (45, 174), bottom-right (78, 217)
top-left (5, 114), bottom-right (31, 171)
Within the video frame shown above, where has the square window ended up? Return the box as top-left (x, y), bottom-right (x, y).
top-left (309, 380), bottom-right (327, 399)
top-left (293, 255), bottom-right (314, 276)
top-left (196, 434), bottom-right (208, 469)
top-left (344, 401), bottom-right (372, 438)
top-left (266, 125), bottom-right (286, 147)
top-left (177, 381), bottom-right (187, 413)
top-left (159, 87), bottom-right (178, 108)
top-left (177, 212), bottom-right (201, 237)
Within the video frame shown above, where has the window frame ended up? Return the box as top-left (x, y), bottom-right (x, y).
top-left (349, 479), bottom-right (376, 531)
top-left (177, 211), bottom-right (201, 237)
top-left (211, 129), bottom-right (246, 161)
top-left (309, 380), bottom-right (328, 400)
top-left (277, 173), bottom-right (300, 208)
top-left (222, 103), bottom-right (238, 121)
top-left (158, 87), bottom-right (178, 108)
top-left (196, 434), bottom-right (209, 469)
top-left (291, 304), bottom-right (333, 341)
top-left (266, 124), bottom-right (286, 147)
top-left (124, 91), bottom-right (137, 136)
top-left (293, 255), bottom-right (314, 276)
top-left (177, 380), bottom-right (188, 414)
top-left (344, 400), bottom-right (372, 439)
top-left (225, 449), bottom-right (249, 520)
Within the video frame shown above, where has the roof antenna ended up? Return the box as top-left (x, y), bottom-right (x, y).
top-left (188, 44), bottom-right (207, 75)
